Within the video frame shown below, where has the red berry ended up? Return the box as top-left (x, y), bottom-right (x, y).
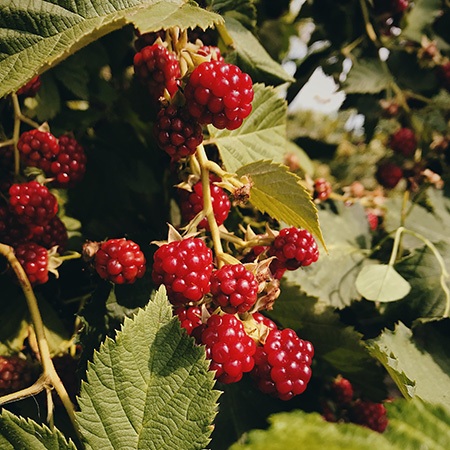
top-left (179, 180), bottom-right (231, 229)
top-left (29, 216), bottom-right (68, 251)
top-left (201, 314), bottom-right (256, 384)
top-left (366, 212), bottom-right (379, 232)
top-left (9, 181), bottom-right (58, 226)
top-left (251, 328), bottom-right (314, 400)
top-left (350, 400), bottom-right (388, 433)
top-left (94, 238), bottom-right (146, 284)
top-left (15, 242), bottom-right (49, 285)
top-left (184, 60), bottom-right (254, 130)
top-left (390, 127), bottom-right (417, 157)
top-left (269, 227), bottom-right (319, 270)
top-left (50, 134), bottom-right (87, 187)
top-left (198, 45), bottom-right (224, 62)
top-left (133, 44), bottom-right (180, 102)
top-left (0, 205), bottom-right (33, 247)
top-left (174, 305), bottom-right (202, 335)
top-left (154, 104), bottom-right (203, 160)
top-left (376, 161), bottom-right (404, 188)
top-left (211, 264), bottom-right (258, 313)
top-left (252, 312), bottom-right (278, 330)
top-left (330, 376), bottom-right (354, 405)
top-left (152, 237), bottom-right (213, 306)
top-left (17, 129), bottom-right (60, 174)
top-left (313, 178), bottom-right (332, 201)
top-left (16, 75), bottom-right (42, 97)
top-left (0, 355), bottom-right (34, 395)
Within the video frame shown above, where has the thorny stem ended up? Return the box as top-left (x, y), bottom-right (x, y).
top-left (0, 243), bottom-right (82, 442)
top-left (195, 144), bottom-right (226, 267)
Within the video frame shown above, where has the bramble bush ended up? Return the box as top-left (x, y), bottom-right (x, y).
top-left (1, 0), bottom-right (450, 449)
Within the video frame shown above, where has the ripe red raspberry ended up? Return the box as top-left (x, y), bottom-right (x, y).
top-left (198, 45), bottom-right (224, 62)
top-left (184, 60), bottom-right (254, 130)
top-left (251, 328), bottom-right (314, 400)
top-left (174, 305), bottom-right (202, 335)
top-left (201, 313), bottom-right (256, 384)
top-left (30, 216), bottom-right (68, 251)
top-left (330, 376), bottom-right (354, 406)
top-left (15, 242), bottom-right (49, 285)
top-left (376, 161), bottom-right (403, 188)
top-left (179, 180), bottom-right (231, 229)
top-left (389, 127), bottom-right (417, 157)
top-left (313, 178), bottom-right (332, 201)
top-left (9, 181), bottom-right (58, 226)
top-left (349, 400), bottom-right (388, 433)
top-left (0, 355), bottom-right (34, 395)
top-left (16, 75), bottom-right (42, 97)
top-left (152, 237), bottom-right (213, 305)
top-left (94, 238), bottom-right (146, 284)
top-left (17, 129), bottom-right (60, 174)
top-left (252, 312), bottom-right (278, 330)
top-left (437, 61), bottom-right (450, 91)
top-left (133, 44), bottom-right (180, 101)
top-left (211, 264), bottom-right (258, 313)
top-left (154, 104), bottom-right (203, 160)
top-left (0, 205), bottom-right (33, 247)
top-left (268, 227), bottom-right (319, 270)
top-left (49, 134), bottom-right (87, 187)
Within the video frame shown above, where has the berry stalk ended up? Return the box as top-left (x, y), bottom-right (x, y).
top-left (0, 242), bottom-right (81, 440)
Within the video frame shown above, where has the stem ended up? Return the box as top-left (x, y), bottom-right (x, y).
top-left (387, 226), bottom-right (404, 266)
top-left (0, 243), bottom-right (82, 441)
top-left (195, 145), bottom-right (226, 267)
top-left (359, 0), bottom-right (379, 44)
top-left (11, 94), bottom-right (21, 175)
top-left (0, 138), bottom-right (14, 148)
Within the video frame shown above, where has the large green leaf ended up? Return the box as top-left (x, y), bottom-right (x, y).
top-left (76, 286), bottom-right (220, 450)
top-left (283, 202), bottom-right (373, 308)
top-left (224, 17), bottom-right (294, 85)
top-left (343, 59), bottom-right (392, 94)
top-left (367, 321), bottom-right (450, 410)
top-left (402, 0), bottom-right (442, 42)
top-left (209, 84), bottom-right (287, 174)
top-left (212, 0), bottom-right (257, 29)
top-left (385, 399), bottom-right (450, 450)
top-left (0, 409), bottom-right (76, 450)
top-left (0, 0), bottom-right (222, 98)
top-left (229, 410), bottom-right (397, 450)
top-left (236, 160), bottom-right (324, 247)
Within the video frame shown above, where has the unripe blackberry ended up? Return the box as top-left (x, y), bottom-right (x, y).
top-left (152, 237), bottom-right (213, 306)
top-left (30, 216), bottom-right (68, 252)
top-left (211, 264), bottom-right (258, 313)
top-left (179, 180), bottom-right (231, 229)
top-left (9, 181), bottom-right (58, 226)
top-left (154, 104), bottom-right (203, 160)
top-left (201, 313), bottom-right (256, 384)
top-left (313, 178), bottom-right (332, 201)
top-left (0, 355), bottom-right (34, 395)
top-left (15, 242), bottom-right (49, 285)
top-left (0, 205), bottom-right (32, 247)
top-left (184, 60), bottom-right (254, 130)
top-left (330, 376), bottom-right (354, 406)
top-left (17, 129), bottom-right (60, 174)
top-left (133, 44), bottom-right (180, 102)
top-left (94, 238), bottom-right (146, 284)
top-left (268, 227), bottom-right (319, 270)
top-left (251, 328), bottom-right (314, 400)
top-left (389, 127), bottom-right (417, 157)
top-left (376, 161), bottom-right (403, 189)
top-left (350, 400), bottom-right (388, 433)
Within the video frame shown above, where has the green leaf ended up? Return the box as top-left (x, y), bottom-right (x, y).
top-left (367, 321), bottom-right (450, 409)
top-left (267, 286), bottom-right (388, 399)
top-left (236, 160), bottom-right (324, 248)
top-left (224, 17), bottom-right (295, 85)
top-left (229, 410), bottom-right (397, 450)
top-left (355, 264), bottom-right (411, 302)
top-left (343, 59), bottom-right (392, 94)
top-left (402, 0), bottom-right (442, 42)
top-left (385, 398), bottom-right (450, 450)
top-left (283, 202), bottom-right (373, 308)
top-left (212, 0), bottom-right (257, 29)
top-left (34, 73), bottom-right (61, 122)
top-left (209, 84), bottom-right (287, 173)
top-left (131, 1), bottom-right (223, 34)
top-left (0, 409), bottom-right (76, 450)
top-left (76, 286), bottom-right (220, 450)
top-left (0, 0), bottom-right (222, 98)
top-left (52, 53), bottom-right (90, 99)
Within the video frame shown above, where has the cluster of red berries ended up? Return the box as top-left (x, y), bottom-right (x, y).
top-left (313, 178), bottom-right (332, 202)
top-left (376, 127), bottom-right (417, 189)
top-left (133, 32), bottom-right (254, 161)
top-left (321, 376), bottom-right (388, 433)
top-left (151, 226), bottom-right (319, 399)
top-left (0, 355), bottom-right (35, 396)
